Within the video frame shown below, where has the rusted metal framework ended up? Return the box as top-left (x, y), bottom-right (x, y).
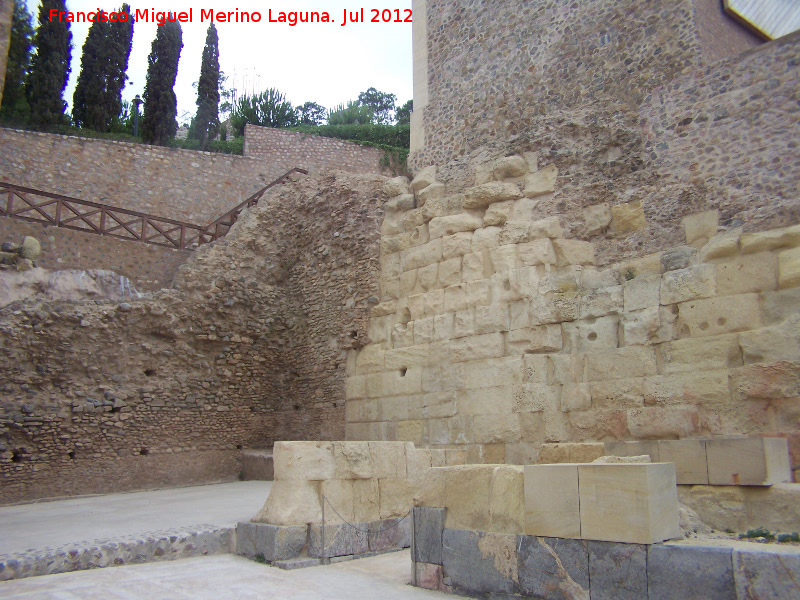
top-left (0, 168), bottom-right (308, 250)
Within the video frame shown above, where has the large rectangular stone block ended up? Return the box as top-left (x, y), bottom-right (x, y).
top-left (442, 529), bottom-right (519, 595)
top-left (658, 439), bottom-right (709, 485)
top-left (578, 463), bottom-right (680, 544)
top-left (308, 523), bottom-right (369, 558)
top-left (588, 540), bottom-right (647, 600)
top-left (733, 546), bottom-right (800, 600)
top-left (524, 465), bottom-right (580, 538)
top-left (412, 506), bottom-right (446, 565)
top-left (518, 535), bottom-right (589, 600)
top-left (648, 544), bottom-right (735, 600)
top-left (273, 441), bottom-right (335, 481)
top-left (705, 437), bottom-right (791, 485)
top-left (677, 293), bottom-right (763, 338)
top-left (368, 517), bottom-right (411, 553)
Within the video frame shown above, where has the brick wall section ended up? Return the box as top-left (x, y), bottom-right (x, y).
top-left (0, 171), bottom-right (386, 504)
top-left (0, 218), bottom-right (190, 292)
top-left (410, 0), bottom-right (790, 266)
top-left (348, 168), bottom-right (800, 482)
top-left (243, 124), bottom-right (389, 176)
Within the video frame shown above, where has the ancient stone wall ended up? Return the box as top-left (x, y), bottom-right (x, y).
top-left (410, 1), bottom-right (797, 266)
top-left (347, 166), bottom-right (800, 482)
top-left (0, 0), bottom-right (12, 105)
top-left (0, 219), bottom-right (190, 292)
top-left (243, 125), bottom-right (388, 176)
top-left (0, 171), bottom-right (386, 504)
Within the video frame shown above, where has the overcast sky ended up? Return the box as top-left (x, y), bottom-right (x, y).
top-left (24, 1), bottom-right (414, 124)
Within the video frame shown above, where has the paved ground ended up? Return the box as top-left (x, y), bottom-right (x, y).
top-left (0, 482), bottom-right (448, 599)
top-left (0, 481), bottom-right (271, 555)
top-left (0, 551), bottom-right (447, 599)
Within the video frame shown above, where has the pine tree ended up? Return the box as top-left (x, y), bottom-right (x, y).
top-left (72, 4), bottom-right (134, 131)
top-left (26, 0), bottom-right (72, 128)
top-left (0, 0), bottom-right (34, 121)
top-left (141, 21), bottom-right (183, 145)
top-left (190, 24), bottom-right (220, 149)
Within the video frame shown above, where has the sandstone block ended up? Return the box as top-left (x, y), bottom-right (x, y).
top-left (525, 464), bottom-right (580, 538)
top-left (627, 407), bottom-right (699, 439)
top-left (660, 264), bottom-right (716, 305)
top-left (619, 253), bottom-right (665, 280)
top-left (499, 219), bottom-right (534, 245)
top-left (457, 386), bottom-right (514, 416)
top-left (462, 251), bottom-right (487, 282)
top-left (740, 224), bottom-right (800, 254)
top-left (582, 266), bottom-right (620, 289)
top-left (493, 155), bottom-right (528, 180)
top-left (648, 545), bottom-right (735, 600)
top-left (488, 465), bottom-right (525, 533)
top-left (383, 176), bottom-right (410, 198)
top-left (552, 239), bottom-right (595, 266)
top-left (252, 480), bottom-right (321, 526)
top-left (417, 264), bottom-right (438, 291)
top-left (539, 442), bottom-right (605, 464)
top-left (518, 536), bottom-right (589, 599)
top-left (475, 304), bottom-right (508, 334)
top-left (518, 238), bottom-right (557, 267)
top-left (561, 384), bottom-right (592, 413)
top-left (466, 279), bottom-right (492, 308)
top-left (320, 479), bottom-right (356, 523)
top-left (392, 322), bottom-right (414, 348)
top-left (471, 226), bottom-right (502, 251)
top-left (624, 273), bottom-right (661, 312)
top-left (643, 370), bottom-right (729, 407)
top-left (740, 319), bottom-right (800, 364)
top-left (586, 346), bottom-right (657, 381)
top-left (428, 213), bottom-right (483, 239)
top-left (523, 165), bottom-right (558, 198)
top-left (417, 182), bottom-right (446, 207)
top-left (604, 440), bottom-right (660, 462)
top-left (440, 465), bottom-right (493, 531)
top-left (677, 293), bottom-right (762, 338)
top-left (273, 441), bottom-right (335, 481)
top-left (663, 245), bottom-right (698, 273)
top-left (352, 478), bottom-right (381, 522)
top-left (590, 377), bottom-right (645, 409)
top-left (562, 315), bottom-right (619, 353)
top-left (611, 201), bottom-right (647, 233)
top-left (385, 193), bottom-right (415, 213)
top-left (658, 439), bottom-right (709, 485)
top-left (730, 361), bottom-right (800, 401)
top-left (715, 252), bottom-right (778, 295)
top-left (779, 246), bottom-right (800, 289)
top-left (622, 306), bottom-right (661, 346)
top-left (440, 332), bottom-right (505, 364)
top-left (657, 334), bottom-right (741, 374)
top-left (700, 228), bottom-right (742, 262)
top-left (506, 325), bottom-right (562, 354)
top-left (402, 239), bottom-right (443, 270)
top-left (483, 200), bottom-right (514, 226)
top-left (413, 316), bottom-right (435, 345)
top-left (453, 308), bottom-right (475, 338)
top-left (442, 529), bottom-right (519, 595)
top-left (463, 182), bottom-right (522, 209)
top-left (589, 540), bottom-right (648, 600)
top-left (705, 437), bottom-right (791, 486)
top-left (379, 478), bottom-right (414, 519)
top-left (460, 357), bottom-right (523, 391)
top-left (472, 413), bottom-right (521, 444)
top-left (489, 244), bottom-right (518, 272)
top-left (332, 441), bottom-right (373, 479)
top-left (529, 216), bottom-right (563, 239)
top-left (410, 166), bottom-right (437, 193)
top-left (432, 312), bottom-right (455, 342)
top-left (584, 203), bottom-right (612, 236)
top-left (369, 441), bottom-right (408, 479)
top-left (20, 236), bottom-right (41, 261)
top-left (578, 463), bottom-right (680, 544)
top-left (682, 210), bottom-right (719, 246)
top-left (579, 285), bottom-right (623, 319)
top-left (512, 196), bottom-right (539, 221)
top-left (442, 231), bottom-right (473, 259)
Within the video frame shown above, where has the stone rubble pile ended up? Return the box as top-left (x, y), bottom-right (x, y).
top-left (0, 236), bottom-right (41, 272)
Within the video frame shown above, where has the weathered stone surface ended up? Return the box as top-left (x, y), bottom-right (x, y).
top-left (236, 522), bottom-right (307, 561)
top-left (252, 480), bottom-right (321, 526)
top-left (413, 507), bottom-right (446, 564)
top-left (682, 210), bottom-right (719, 246)
top-left (658, 439), bottom-right (709, 485)
top-left (648, 544), bottom-right (735, 600)
top-left (700, 229), bottom-right (742, 262)
top-left (463, 182), bottom-right (522, 209)
top-left (19, 236), bottom-right (41, 261)
top-left (611, 201), bottom-right (647, 233)
top-left (661, 246), bottom-right (697, 272)
top-left (677, 293), bottom-right (762, 338)
top-left (518, 536), bottom-right (589, 600)
top-left (442, 529), bottom-right (519, 595)
top-left (523, 165), bottom-right (558, 198)
top-left (493, 155), bottom-right (528, 180)
top-left (733, 546), bottom-right (800, 600)
top-left (484, 200), bottom-right (514, 226)
top-left (273, 441), bottom-right (335, 481)
top-left (604, 440), bottom-right (660, 462)
top-left (779, 246), bottom-right (800, 289)
top-left (660, 264), bottom-right (716, 305)
top-left (414, 562), bottom-right (444, 591)
top-left (383, 176), bottom-right (410, 198)
top-left (624, 273), bottom-right (661, 312)
top-left (332, 441), bottom-right (373, 479)
top-left (627, 406), bottom-right (699, 439)
top-left (368, 517), bottom-right (411, 553)
top-left (740, 224), bottom-right (800, 254)
top-left (308, 522), bottom-right (369, 558)
top-left (410, 166), bottom-right (437, 194)
top-left (584, 203), bottom-right (612, 236)
top-left (715, 252), bottom-right (778, 295)
top-left (588, 540), bottom-right (647, 600)
top-left (705, 437), bottom-right (791, 486)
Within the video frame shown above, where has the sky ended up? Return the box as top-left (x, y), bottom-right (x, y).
top-left (24, 1), bottom-right (414, 125)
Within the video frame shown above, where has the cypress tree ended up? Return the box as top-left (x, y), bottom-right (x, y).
top-left (141, 21), bottom-right (183, 145)
top-left (72, 4), bottom-right (134, 131)
top-left (26, 0), bottom-right (72, 128)
top-left (190, 23), bottom-right (220, 149)
top-left (0, 0), bottom-right (34, 121)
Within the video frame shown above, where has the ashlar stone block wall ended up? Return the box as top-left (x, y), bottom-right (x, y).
top-left (346, 162), bottom-right (800, 480)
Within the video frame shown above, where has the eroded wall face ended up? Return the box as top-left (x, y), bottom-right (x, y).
top-left (347, 166), bottom-right (800, 481)
top-left (0, 172), bottom-right (385, 504)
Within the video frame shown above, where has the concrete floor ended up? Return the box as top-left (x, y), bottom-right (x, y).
top-left (0, 482), bottom-right (448, 599)
top-left (0, 481), bottom-right (271, 555)
top-left (0, 551), bottom-right (448, 599)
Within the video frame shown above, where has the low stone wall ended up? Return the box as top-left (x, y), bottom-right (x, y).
top-left (411, 507), bottom-right (800, 599)
top-left (243, 125), bottom-right (388, 176)
top-left (0, 525), bottom-right (234, 581)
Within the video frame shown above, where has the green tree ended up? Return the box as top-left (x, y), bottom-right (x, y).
top-left (327, 100), bottom-right (373, 125)
top-left (26, 0), bottom-right (72, 128)
top-left (395, 99), bottom-right (413, 125)
top-left (357, 87), bottom-right (396, 124)
top-left (72, 5), bottom-right (134, 131)
top-left (296, 101), bottom-right (326, 126)
top-left (230, 88), bottom-right (297, 136)
top-left (189, 24), bottom-right (220, 148)
top-left (141, 21), bottom-right (183, 145)
top-left (0, 0), bottom-right (34, 122)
